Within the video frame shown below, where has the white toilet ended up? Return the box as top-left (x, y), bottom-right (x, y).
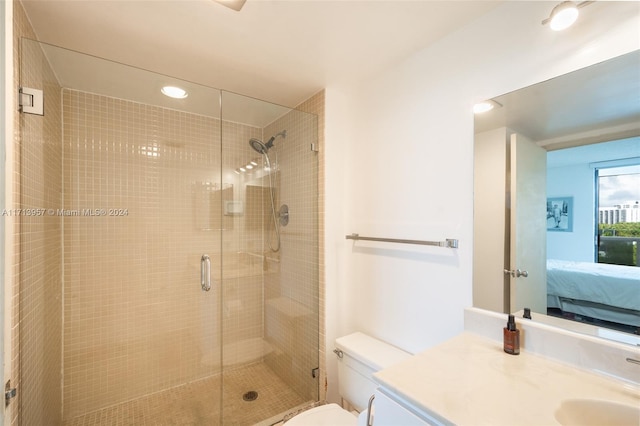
top-left (286, 332), bottom-right (411, 425)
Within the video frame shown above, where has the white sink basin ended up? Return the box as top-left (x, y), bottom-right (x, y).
top-left (555, 399), bottom-right (640, 426)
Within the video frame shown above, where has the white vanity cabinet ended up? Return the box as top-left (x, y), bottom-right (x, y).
top-left (372, 387), bottom-right (451, 426)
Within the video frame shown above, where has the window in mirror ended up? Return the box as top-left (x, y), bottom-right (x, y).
top-left (597, 165), bottom-right (640, 267)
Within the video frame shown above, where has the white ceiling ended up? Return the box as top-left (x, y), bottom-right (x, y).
top-left (21, 0), bottom-right (502, 108)
top-left (474, 50), bottom-right (640, 148)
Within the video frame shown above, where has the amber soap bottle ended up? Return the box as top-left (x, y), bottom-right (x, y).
top-left (503, 314), bottom-right (520, 355)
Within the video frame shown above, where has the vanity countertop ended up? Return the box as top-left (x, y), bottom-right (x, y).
top-left (373, 332), bottom-right (640, 425)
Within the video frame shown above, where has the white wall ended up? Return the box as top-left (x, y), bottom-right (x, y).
top-left (547, 164), bottom-right (595, 262)
top-left (323, 87), bottom-right (351, 403)
top-left (324, 0), bottom-right (640, 404)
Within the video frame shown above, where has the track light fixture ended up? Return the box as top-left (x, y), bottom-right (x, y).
top-left (542, 1), bottom-right (594, 31)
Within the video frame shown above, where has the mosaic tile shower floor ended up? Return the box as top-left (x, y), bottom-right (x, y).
top-left (63, 363), bottom-right (310, 426)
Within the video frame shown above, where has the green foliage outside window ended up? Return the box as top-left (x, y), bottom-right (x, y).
top-left (598, 222), bottom-right (640, 237)
top-left (598, 223), bottom-right (639, 266)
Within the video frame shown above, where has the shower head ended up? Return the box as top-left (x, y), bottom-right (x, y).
top-left (249, 138), bottom-right (269, 154)
top-left (248, 130), bottom-right (287, 155)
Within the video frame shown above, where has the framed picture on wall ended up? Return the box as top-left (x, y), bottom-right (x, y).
top-left (546, 197), bottom-right (573, 232)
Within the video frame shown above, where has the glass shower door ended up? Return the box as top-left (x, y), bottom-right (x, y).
top-left (220, 91), bottom-right (319, 423)
top-left (18, 39), bottom-right (224, 425)
top-left (18, 38), bottom-right (319, 426)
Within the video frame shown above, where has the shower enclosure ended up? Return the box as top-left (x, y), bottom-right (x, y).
top-left (17, 38), bottom-right (319, 425)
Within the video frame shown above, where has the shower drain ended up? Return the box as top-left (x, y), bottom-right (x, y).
top-left (242, 391), bottom-right (258, 402)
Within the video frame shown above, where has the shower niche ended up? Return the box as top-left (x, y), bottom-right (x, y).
top-left (17, 37), bottom-right (319, 425)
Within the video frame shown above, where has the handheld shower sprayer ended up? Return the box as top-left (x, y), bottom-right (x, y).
top-left (247, 130), bottom-right (288, 252)
top-left (249, 130), bottom-right (287, 155)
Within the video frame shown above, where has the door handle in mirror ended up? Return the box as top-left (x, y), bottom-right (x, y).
top-left (504, 269), bottom-right (528, 278)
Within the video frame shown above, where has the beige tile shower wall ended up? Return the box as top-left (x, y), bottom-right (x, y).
top-left (263, 101), bottom-right (320, 401)
top-left (61, 90), bottom-right (250, 419)
top-left (14, 4), bottom-right (64, 425)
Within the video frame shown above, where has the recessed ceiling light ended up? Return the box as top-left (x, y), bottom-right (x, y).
top-left (161, 86), bottom-right (188, 99)
top-left (473, 100), bottom-right (502, 114)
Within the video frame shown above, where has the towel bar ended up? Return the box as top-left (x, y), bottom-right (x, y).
top-left (345, 233), bottom-right (458, 249)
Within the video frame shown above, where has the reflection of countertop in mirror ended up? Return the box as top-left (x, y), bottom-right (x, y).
top-left (512, 308), bottom-right (640, 346)
top-left (374, 331), bottom-right (640, 425)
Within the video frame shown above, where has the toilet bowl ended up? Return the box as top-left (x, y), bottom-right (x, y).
top-left (285, 332), bottom-right (411, 426)
top-left (284, 403), bottom-right (358, 425)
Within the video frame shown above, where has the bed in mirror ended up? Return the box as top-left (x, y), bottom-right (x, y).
top-left (473, 50), bottom-right (640, 345)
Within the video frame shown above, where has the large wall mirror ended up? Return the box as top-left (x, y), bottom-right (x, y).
top-left (473, 50), bottom-right (640, 345)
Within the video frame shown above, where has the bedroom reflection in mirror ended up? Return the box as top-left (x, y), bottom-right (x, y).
top-left (546, 144), bottom-right (640, 335)
top-left (473, 51), bottom-right (640, 341)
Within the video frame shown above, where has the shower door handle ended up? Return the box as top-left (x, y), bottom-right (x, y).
top-left (201, 254), bottom-right (211, 291)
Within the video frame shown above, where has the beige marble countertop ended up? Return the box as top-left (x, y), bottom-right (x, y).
top-left (374, 332), bottom-right (640, 425)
